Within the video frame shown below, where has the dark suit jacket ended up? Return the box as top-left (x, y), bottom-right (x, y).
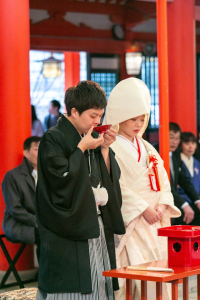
top-left (1, 158), bottom-right (36, 243)
top-left (170, 149), bottom-right (200, 209)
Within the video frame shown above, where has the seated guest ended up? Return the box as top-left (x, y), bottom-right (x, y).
top-left (193, 129), bottom-right (200, 162)
top-left (43, 100), bottom-right (61, 132)
top-left (1, 137), bottom-right (41, 254)
top-left (169, 123), bottom-right (200, 225)
top-left (178, 132), bottom-right (200, 217)
top-left (31, 105), bottom-right (44, 137)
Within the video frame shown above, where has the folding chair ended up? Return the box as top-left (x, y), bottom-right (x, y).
top-left (0, 234), bottom-right (37, 289)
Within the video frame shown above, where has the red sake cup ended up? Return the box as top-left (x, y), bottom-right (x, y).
top-left (93, 124), bottom-right (112, 134)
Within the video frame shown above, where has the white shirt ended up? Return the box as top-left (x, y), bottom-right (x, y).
top-left (31, 169), bottom-right (38, 186)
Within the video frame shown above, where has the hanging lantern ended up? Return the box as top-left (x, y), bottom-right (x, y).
top-left (125, 52), bottom-right (143, 75)
top-left (42, 55), bottom-right (62, 78)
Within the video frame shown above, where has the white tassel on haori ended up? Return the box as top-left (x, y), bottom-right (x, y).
top-left (92, 184), bottom-right (108, 206)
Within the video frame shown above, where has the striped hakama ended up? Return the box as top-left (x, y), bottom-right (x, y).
top-left (36, 216), bottom-right (114, 300)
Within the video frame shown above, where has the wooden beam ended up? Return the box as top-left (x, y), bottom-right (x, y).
top-left (30, 20), bottom-right (113, 39)
top-left (30, 0), bottom-right (126, 15)
top-left (131, 31), bottom-right (157, 42)
top-left (30, 35), bottom-right (132, 53)
top-left (127, 1), bottom-right (156, 15)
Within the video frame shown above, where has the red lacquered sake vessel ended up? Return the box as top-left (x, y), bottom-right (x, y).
top-left (93, 124), bottom-right (112, 134)
top-left (158, 225), bottom-right (200, 267)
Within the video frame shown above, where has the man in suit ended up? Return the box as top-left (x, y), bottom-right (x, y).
top-left (43, 100), bottom-right (61, 132)
top-left (169, 122), bottom-right (200, 225)
top-left (1, 136), bottom-right (41, 246)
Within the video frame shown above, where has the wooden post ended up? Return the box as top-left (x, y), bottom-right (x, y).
top-left (126, 279), bottom-right (132, 300)
top-left (64, 52), bottom-right (80, 90)
top-left (183, 277), bottom-right (189, 300)
top-left (141, 280), bottom-right (147, 300)
top-left (0, 0), bottom-right (33, 271)
top-left (168, 0), bottom-right (196, 134)
top-left (156, 0), bottom-right (170, 177)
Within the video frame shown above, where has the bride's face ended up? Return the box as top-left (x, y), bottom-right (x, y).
top-left (119, 115), bottom-right (145, 138)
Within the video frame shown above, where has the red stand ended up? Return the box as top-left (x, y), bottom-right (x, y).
top-left (158, 225), bottom-right (200, 267)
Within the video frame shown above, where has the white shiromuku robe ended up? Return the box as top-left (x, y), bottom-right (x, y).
top-left (112, 136), bottom-right (181, 300)
top-left (103, 77), bottom-right (181, 300)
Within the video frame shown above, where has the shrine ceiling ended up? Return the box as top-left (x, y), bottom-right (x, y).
top-left (29, 0), bottom-right (200, 53)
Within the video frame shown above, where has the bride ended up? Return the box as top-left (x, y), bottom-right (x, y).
top-left (103, 78), bottom-right (181, 300)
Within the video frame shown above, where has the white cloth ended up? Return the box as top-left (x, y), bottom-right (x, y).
top-left (31, 169), bottom-right (38, 186)
top-left (112, 138), bottom-right (181, 300)
top-left (102, 78), bottom-right (151, 137)
top-left (92, 184), bottom-right (108, 207)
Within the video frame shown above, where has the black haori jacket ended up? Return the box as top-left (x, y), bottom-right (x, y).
top-left (36, 115), bottom-right (125, 294)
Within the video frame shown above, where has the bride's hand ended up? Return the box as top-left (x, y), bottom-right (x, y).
top-left (143, 206), bottom-right (160, 225)
top-left (154, 204), bottom-right (167, 220)
top-left (101, 128), bottom-right (116, 149)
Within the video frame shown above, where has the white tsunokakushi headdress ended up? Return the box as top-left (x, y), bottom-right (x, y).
top-left (103, 77), bottom-right (151, 137)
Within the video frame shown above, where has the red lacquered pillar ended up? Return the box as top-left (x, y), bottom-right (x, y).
top-left (0, 0), bottom-right (33, 270)
top-left (156, 0), bottom-right (170, 177)
top-left (168, 0), bottom-right (196, 134)
top-left (64, 52), bottom-right (80, 90)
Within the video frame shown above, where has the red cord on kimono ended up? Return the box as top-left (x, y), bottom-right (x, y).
top-left (148, 155), bottom-right (161, 192)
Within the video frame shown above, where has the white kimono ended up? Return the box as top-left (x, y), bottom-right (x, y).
top-left (103, 78), bottom-right (181, 300)
top-left (112, 136), bottom-right (180, 300)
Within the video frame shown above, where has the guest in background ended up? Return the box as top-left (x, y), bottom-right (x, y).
top-left (43, 100), bottom-right (61, 132)
top-left (177, 132), bottom-right (200, 225)
top-left (31, 105), bottom-right (44, 137)
top-left (169, 123), bottom-right (200, 225)
top-left (193, 129), bottom-right (200, 162)
top-left (1, 136), bottom-right (41, 259)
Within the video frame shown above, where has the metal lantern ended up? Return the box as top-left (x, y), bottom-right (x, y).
top-left (42, 55), bottom-right (62, 78)
top-left (125, 52), bottom-right (143, 75)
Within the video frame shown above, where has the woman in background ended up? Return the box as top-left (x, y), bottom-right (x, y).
top-left (31, 105), bottom-right (44, 137)
top-left (178, 132), bottom-right (200, 225)
top-left (103, 78), bottom-right (181, 300)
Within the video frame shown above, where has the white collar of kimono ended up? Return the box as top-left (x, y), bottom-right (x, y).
top-left (103, 78), bottom-right (151, 137)
top-left (181, 153), bottom-right (194, 177)
top-left (116, 135), bottom-right (148, 168)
